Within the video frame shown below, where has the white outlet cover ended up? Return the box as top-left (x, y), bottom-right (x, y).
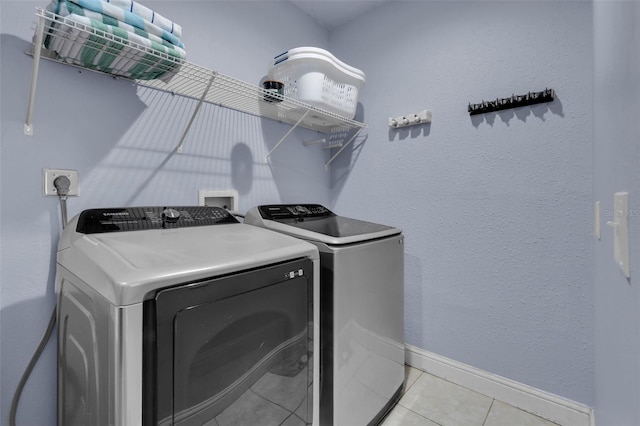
top-left (43, 168), bottom-right (79, 196)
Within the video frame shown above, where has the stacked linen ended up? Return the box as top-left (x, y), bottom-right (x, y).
top-left (103, 0), bottom-right (182, 41)
top-left (44, 0), bottom-right (186, 81)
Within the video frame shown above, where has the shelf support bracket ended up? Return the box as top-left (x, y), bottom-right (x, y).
top-left (265, 110), bottom-right (310, 162)
top-left (25, 14), bottom-right (46, 136)
top-left (324, 127), bottom-right (364, 171)
top-left (176, 72), bottom-right (216, 153)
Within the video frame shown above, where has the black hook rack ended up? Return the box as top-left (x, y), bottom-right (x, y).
top-left (468, 88), bottom-right (555, 115)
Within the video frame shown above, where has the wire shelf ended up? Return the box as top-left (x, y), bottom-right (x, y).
top-left (27, 7), bottom-right (365, 141)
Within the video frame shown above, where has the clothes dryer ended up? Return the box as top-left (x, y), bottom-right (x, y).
top-left (55, 206), bottom-right (319, 426)
top-left (245, 204), bottom-right (404, 426)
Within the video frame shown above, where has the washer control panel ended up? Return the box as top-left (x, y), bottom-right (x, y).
top-left (76, 206), bottom-right (238, 234)
top-left (258, 204), bottom-right (334, 220)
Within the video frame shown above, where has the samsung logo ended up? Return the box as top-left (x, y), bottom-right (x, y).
top-left (102, 212), bottom-right (130, 217)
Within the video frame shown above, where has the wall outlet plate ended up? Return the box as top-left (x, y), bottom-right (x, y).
top-left (43, 169), bottom-right (79, 196)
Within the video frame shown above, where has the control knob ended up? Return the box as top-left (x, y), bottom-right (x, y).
top-left (162, 208), bottom-right (181, 223)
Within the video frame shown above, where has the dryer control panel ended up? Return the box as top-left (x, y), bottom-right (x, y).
top-left (76, 206), bottom-right (238, 234)
top-left (258, 204), bottom-right (334, 220)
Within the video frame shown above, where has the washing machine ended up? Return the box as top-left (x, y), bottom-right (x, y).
top-left (245, 204), bottom-right (405, 426)
top-left (55, 206), bottom-right (320, 426)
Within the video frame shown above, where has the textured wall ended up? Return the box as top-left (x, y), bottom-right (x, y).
top-left (329, 1), bottom-right (594, 405)
top-left (593, 1), bottom-right (640, 424)
top-left (0, 2), bottom-right (330, 425)
top-left (0, 1), bottom-right (602, 424)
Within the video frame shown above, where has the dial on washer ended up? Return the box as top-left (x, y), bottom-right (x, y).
top-left (162, 208), bottom-right (181, 223)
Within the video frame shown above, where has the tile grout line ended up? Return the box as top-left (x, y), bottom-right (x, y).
top-left (402, 367), bottom-right (424, 396)
top-left (399, 368), bottom-right (446, 426)
top-left (403, 405), bottom-right (445, 426)
top-left (248, 388), bottom-right (306, 424)
top-left (481, 398), bottom-right (496, 426)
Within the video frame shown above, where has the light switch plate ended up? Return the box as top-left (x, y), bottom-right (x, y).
top-left (607, 192), bottom-right (629, 278)
top-left (594, 201), bottom-right (600, 239)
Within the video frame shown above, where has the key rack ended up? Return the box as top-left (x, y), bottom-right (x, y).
top-left (25, 8), bottom-right (365, 170)
top-left (468, 88), bottom-right (555, 115)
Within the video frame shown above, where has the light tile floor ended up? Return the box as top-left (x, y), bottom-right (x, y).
top-left (381, 366), bottom-right (561, 426)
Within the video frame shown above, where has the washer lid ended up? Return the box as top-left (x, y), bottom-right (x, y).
top-left (57, 207), bottom-right (319, 306)
top-left (247, 204), bottom-right (401, 245)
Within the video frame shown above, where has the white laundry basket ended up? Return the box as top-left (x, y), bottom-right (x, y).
top-left (268, 47), bottom-right (366, 119)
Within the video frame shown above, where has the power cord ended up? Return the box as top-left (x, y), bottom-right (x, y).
top-left (53, 175), bottom-right (70, 226)
top-left (9, 309), bottom-right (57, 426)
top-left (9, 176), bottom-right (70, 426)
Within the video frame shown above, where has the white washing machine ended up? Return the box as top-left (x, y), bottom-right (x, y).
top-left (245, 204), bottom-right (405, 426)
top-left (55, 206), bottom-right (320, 426)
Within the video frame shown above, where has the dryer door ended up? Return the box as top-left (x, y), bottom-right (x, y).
top-left (143, 258), bottom-right (313, 426)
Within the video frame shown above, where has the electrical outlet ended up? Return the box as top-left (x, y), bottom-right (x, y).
top-left (43, 169), bottom-right (79, 196)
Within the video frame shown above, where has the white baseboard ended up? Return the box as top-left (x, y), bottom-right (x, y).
top-left (405, 344), bottom-right (594, 426)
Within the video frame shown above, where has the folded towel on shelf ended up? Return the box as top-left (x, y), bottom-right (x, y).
top-left (48, 0), bottom-right (184, 48)
top-left (47, 13), bottom-right (185, 80)
top-left (42, 0), bottom-right (186, 81)
top-left (46, 0), bottom-right (185, 53)
top-left (103, 0), bottom-right (182, 39)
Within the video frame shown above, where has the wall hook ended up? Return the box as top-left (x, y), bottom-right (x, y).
top-left (388, 110), bottom-right (432, 128)
top-left (468, 88), bottom-right (555, 115)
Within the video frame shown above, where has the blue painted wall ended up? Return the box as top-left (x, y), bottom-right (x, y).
top-left (0, 2), bottom-right (330, 425)
top-left (328, 0), bottom-right (594, 406)
top-left (7, 0), bottom-right (640, 424)
top-left (593, 1), bottom-right (640, 424)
